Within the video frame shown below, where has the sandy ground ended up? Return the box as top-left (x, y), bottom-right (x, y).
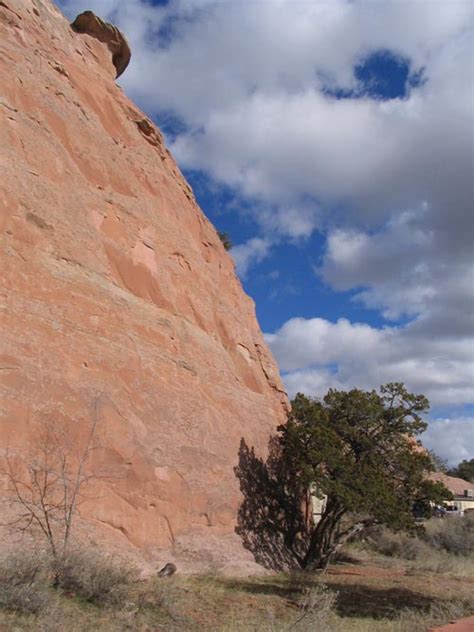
top-left (429, 616), bottom-right (474, 632)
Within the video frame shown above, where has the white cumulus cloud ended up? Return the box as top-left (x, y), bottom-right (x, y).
top-left (422, 418), bottom-right (474, 466)
top-left (231, 237), bottom-right (272, 279)
top-left (266, 316), bottom-right (474, 408)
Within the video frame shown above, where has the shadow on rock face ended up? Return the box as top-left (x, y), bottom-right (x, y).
top-left (234, 436), bottom-right (311, 571)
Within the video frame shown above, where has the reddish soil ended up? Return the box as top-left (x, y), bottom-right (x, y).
top-left (328, 563), bottom-right (406, 579)
top-left (429, 616), bottom-right (474, 632)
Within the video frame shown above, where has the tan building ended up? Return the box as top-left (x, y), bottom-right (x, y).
top-left (310, 473), bottom-right (474, 523)
top-left (310, 484), bottom-right (328, 524)
top-left (432, 473), bottom-right (474, 515)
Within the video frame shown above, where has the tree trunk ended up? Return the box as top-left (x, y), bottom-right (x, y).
top-left (303, 503), bottom-right (376, 572)
top-left (302, 495), bottom-right (345, 570)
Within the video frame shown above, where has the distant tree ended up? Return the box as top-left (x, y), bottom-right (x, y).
top-left (447, 458), bottom-right (474, 483)
top-left (428, 450), bottom-right (449, 473)
top-left (278, 383), bottom-right (451, 570)
top-left (217, 231), bottom-right (232, 251)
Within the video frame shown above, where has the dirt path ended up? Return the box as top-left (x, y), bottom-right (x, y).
top-left (428, 616), bottom-right (474, 631)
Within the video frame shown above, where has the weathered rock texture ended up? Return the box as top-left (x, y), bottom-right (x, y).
top-left (0, 0), bottom-right (288, 567)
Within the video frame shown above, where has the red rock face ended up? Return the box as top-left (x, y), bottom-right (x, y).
top-left (0, 0), bottom-right (288, 565)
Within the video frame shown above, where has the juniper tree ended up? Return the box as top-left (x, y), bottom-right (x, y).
top-left (280, 383), bottom-right (450, 570)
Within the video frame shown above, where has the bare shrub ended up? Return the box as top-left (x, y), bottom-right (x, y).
top-left (0, 549), bottom-right (43, 586)
top-left (287, 572), bottom-right (337, 631)
top-left (424, 514), bottom-right (474, 556)
top-left (367, 528), bottom-right (432, 560)
top-left (35, 602), bottom-right (75, 632)
top-left (397, 600), bottom-right (472, 632)
top-left (1, 398), bottom-right (104, 563)
top-left (0, 550), bottom-right (51, 615)
top-left (53, 548), bottom-right (136, 605)
top-left (136, 576), bottom-right (185, 624)
top-left (0, 583), bottom-right (50, 616)
top-left (368, 516), bottom-right (474, 561)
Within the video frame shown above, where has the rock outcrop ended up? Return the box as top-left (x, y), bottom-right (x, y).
top-left (71, 10), bottom-right (131, 79)
top-left (0, 0), bottom-right (288, 568)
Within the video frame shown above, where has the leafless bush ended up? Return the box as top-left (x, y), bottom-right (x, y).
top-left (367, 528), bottom-right (432, 560)
top-left (0, 550), bottom-right (51, 615)
top-left (287, 572), bottom-right (337, 631)
top-left (423, 514), bottom-right (474, 555)
top-left (137, 573), bottom-right (211, 628)
top-left (367, 516), bottom-right (474, 563)
top-left (397, 599), bottom-right (472, 632)
top-left (35, 601), bottom-right (74, 632)
top-left (1, 398), bottom-right (106, 564)
top-left (0, 548), bottom-right (44, 586)
top-left (53, 548), bottom-right (137, 605)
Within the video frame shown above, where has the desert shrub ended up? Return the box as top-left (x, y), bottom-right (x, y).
top-left (293, 583), bottom-right (337, 630)
top-left (423, 514), bottom-right (474, 556)
top-left (53, 548), bottom-right (136, 606)
top-left (0, 549), bottom-right (44, 586)
top-left (0, 550), bottom-right (51, 614)
top-left (0, 582), bottom-right (50, 615)
top-left (135, 577), bottom-right (192, 628)
top-left (35, 603), bottom-right (76, 632)
top-left (285, 572), bottom-right (337, 631)
top-left (397, 599), bottom-right (472, 632)
top-left (367, 528), bottom-right (432, 561)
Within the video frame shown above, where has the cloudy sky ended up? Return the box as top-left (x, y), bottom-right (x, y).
top-left (59, 0), bottom-right (473, 465)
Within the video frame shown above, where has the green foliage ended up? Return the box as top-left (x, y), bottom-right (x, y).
top-left (279, 383), bottom-right (451, 569)
top-left (217, 231), bottom-right (232, 251)
top-left (447, 458), bottom-right (474, 483)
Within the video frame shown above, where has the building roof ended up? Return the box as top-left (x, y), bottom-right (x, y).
top-left (431, 472), bottom-right (474, 497)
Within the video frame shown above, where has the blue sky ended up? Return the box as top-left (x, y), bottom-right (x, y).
top-left (184, 169), bottom-right (375, 330)
top-left (60, 0), bottom-right (474, 465)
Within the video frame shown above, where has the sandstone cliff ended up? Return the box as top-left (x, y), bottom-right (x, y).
top-left (0, 0), bottom-right (288, 569)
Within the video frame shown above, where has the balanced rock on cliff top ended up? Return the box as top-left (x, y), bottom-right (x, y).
top-left (0, 0), bottom-right (288, 571)
top-left (71, 10), bottom-right (131, 78)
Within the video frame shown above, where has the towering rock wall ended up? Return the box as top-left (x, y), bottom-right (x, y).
top-left (0, 0), bottom-right (288, 564)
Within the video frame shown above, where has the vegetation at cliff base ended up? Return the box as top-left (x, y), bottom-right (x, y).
top-left (237, 383), bottom-right (451, 571)
top-left (0, 539), bottom-right (473, 631)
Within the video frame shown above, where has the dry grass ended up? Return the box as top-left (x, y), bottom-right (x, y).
top-left (424, 514), bottom-right (474, 556)
top-left (366, 529), bottom-right (432, 560)
top-left (287, 578), bottom-right (337, 631)
top-left (0, 539), bottom-right (473, 631)
top-left (52, 548), bottom-right (137, 606)
top-left (395, 601), bottom-right (473, 632)
top-left (0, 550), bottom-right (51, 615)
top-left (363, 516), bottom-right (474, 578)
